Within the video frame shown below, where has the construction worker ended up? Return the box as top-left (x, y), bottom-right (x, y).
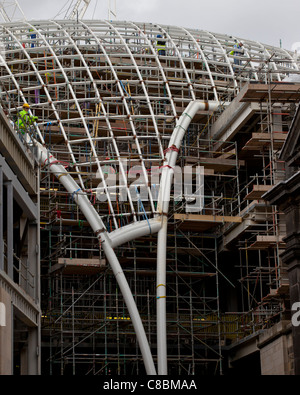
top-left (29, 29), bottom-right (36, 48)
top-left (17, 103), bottom-right (38, 134)
top-left (157, 34), bottom-right (166, 56)
top-left (230, 41), bottom-right (244, 69)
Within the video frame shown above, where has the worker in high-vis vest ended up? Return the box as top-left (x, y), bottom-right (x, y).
top-left (230, 41), bottom-right (244, 67)
top-left (157, 34), bottom-right (166, 56)
top-left (18, 103), bottom-right (38, 134)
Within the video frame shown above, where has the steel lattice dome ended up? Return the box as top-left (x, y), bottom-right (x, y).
top-left (0, 19), bottom-right (299, 230)
top-left (1, 19), bottom-right (300, 377)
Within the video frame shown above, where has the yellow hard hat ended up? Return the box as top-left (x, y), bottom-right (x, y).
top-left (23, 103), bottom-right (30, 109)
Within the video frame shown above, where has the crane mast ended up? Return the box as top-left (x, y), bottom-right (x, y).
top-left (66, 0), bottom-right (91, 20)
top-left (0, 0), bottom-right (26, 23)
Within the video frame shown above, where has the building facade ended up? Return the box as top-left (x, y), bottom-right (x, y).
top-left (0, 107), bottom-right (40, 374)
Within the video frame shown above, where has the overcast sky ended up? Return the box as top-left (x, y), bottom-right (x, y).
top-left (16, 0), bottom-right (299, 51)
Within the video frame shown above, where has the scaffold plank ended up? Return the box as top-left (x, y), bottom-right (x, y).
top-left (245, 185), bottom-right (274, 200)
top-left (242, 132), bottom-right (287, 151)
top-left (248, 235), bottom-right (286, 250)
top-left (239, 82), bottom-right (300, 103)
top-left (174, 213), bottom-right (242, 224)
top-left (49, 258), bottom-right (106, 275)
top-left (186, 156), bottom-right (244, 172)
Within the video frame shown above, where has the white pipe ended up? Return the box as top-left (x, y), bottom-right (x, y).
top-left (35, 142), bottom-right (157, 376)
top-left (156, 215), bottom-right (168, 375)
top-left (156, 100), bottom-right (220, 375)
top-left (110, 218), bottom-right (162, 248)
top-left (31, 100), bottom-right (218, 376)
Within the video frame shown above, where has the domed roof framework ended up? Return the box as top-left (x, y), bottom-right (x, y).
top-left (0, 20), bottom-right (298, 227)
top-left (0, 19), bottom-right (299, 375)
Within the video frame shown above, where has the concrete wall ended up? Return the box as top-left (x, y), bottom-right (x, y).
top-left (0, 288), bottom-right (12, 375)
top-left (259, 321), bottom-right (294, 375)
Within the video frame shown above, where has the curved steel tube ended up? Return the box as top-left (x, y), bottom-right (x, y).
top-left (156, 100), bottom-right (220, 374)
top-left (35, 140), bottom-right (157, 376)
top-left (2, 19), bottom-right (299, 375)
top-left (33, 100), bottom-right (219, 376)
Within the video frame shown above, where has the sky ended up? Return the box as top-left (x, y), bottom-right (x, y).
top-left (14, 0), bottom-right (300, 52)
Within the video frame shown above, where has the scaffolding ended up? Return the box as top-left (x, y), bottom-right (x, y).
top-left (0, 19), bottom-right (300, 375)
top-left (38, 134), bottom-right (239, 375)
